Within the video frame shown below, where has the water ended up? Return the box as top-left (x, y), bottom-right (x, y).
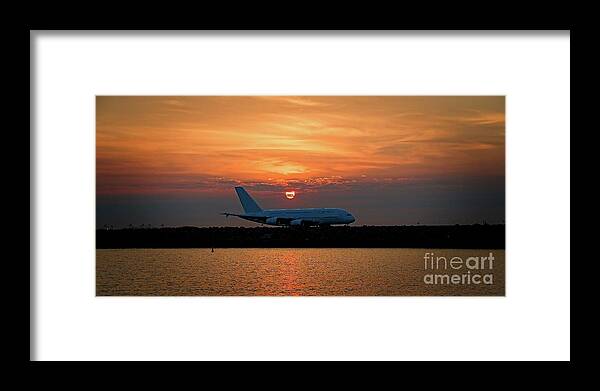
top-left (96, 248), bottom-right (505, 296)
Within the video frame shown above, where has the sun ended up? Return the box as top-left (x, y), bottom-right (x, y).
top-left (285, 191), bottom-right (296, 199)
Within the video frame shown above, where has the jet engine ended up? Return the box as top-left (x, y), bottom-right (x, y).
top-left (266, 217), bottom-right (279, 225)
top-left (290, 219), bottom-right (303, 226)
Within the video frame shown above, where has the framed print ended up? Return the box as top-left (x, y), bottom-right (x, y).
top-left (31, 31), bottom-right (570, 362)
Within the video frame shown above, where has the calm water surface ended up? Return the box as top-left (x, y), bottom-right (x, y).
top-left (96, 248), bottom-right (504, 296)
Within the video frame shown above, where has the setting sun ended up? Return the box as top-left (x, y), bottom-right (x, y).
top-left (285, 191), bottom-right (296, 199)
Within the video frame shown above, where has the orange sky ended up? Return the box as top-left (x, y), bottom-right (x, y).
top-left (96, 96), bottom-right (504, 226)
top-left (97, 96), bottom-right (504, 194)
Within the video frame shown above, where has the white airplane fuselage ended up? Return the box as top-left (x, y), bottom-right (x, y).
top-left (223, 187), bottom-right (356, 227)
top-left (231, 208), bottom-right (355, 226)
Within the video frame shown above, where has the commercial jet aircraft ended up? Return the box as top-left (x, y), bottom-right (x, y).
top-left (222, 187), bottom-right (356, 227)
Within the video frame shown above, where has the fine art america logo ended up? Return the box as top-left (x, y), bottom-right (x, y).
top-left (423, 252), bottom-right (495, 285)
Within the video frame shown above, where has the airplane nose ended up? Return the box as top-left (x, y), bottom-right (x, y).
top-left (349, 215), bottom-right (355, 223)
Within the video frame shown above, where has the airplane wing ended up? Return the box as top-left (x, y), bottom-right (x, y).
top-left (221, 212), bottom-right (268, 224)
top-left (220, 212), bottom-right (244, 218)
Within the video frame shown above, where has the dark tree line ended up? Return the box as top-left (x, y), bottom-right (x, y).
top-left (96, 224), bottom-right (505, 249)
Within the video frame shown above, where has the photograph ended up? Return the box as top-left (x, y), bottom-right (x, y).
top-left (96, 96), bottom-right (505, 296)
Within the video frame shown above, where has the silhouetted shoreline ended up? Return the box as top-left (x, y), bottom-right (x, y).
top-left (96, 224), bottom-right (505, 249)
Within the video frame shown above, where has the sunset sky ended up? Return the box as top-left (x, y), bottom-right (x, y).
top-left (96, 96), bottom-right (505, 227)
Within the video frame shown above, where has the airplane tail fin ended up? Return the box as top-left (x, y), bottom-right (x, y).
top-left (234, 187), bottom-right (263, 213)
